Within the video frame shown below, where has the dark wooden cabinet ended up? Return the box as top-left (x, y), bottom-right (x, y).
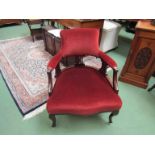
top-left (43, 27), bottom-right (61, 55)
top-left (119, 20), bottom-right (155, 88)
top-left (0, 19), bottom-right (22, 26)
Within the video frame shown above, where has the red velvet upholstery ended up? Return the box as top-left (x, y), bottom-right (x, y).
top-left (47, 28), bottom-right (118, 71)
top-left (59, 28), bottom-right (100, 57)
top-left (47, 52), bottom-right (62, 70)
top-left (47, 67), bottom-right (122, 115)
top-left (98, 51), bottom-right (117, 70)
top-left (47, 28), bottom-right (122, 126)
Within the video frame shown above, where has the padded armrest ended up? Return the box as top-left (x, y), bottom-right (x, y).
top-left (98, 51), bottom-right (118, 70)
top-left (47, 52), bottom-right (62, 71)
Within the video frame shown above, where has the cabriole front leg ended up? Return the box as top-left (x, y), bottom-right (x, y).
top-left (49, 114), bottom-right (56, 127)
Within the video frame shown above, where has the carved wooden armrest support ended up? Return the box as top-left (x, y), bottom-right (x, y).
top-left (100, 59), bottom-right (119, 93)
top-left (113, 68), bottom-right (119, 93)
top-left (47, 68), bottom-right (53, 96)
top-left (47, 52), bottom-right (63, 96)
top-left (99, 60), bottom-right (108, 75)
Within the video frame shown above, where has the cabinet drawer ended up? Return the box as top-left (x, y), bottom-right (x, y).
top-left (137, 30), bottom-right (155, 39)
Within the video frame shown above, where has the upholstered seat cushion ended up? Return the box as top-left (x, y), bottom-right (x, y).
top-left (47, 67), bottom-right (122, 115)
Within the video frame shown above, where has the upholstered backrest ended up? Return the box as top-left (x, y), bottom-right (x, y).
top-left (59, 28), bottom-right (100, 57)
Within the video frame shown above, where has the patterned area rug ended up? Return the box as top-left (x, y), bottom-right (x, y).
top-left (0, 36), bottom-right (102, 118)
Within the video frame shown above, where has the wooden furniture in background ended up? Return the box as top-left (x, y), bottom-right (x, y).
top-left (26, 19), bottom-right (45, 42)
top-left (52, 19), bottom-right (104, 43)
top-left (0, 19), bottom-right (22, 26)
top-left (119, 20), bottom-right (155, 88)
top-left (125, 19), bottom-right (139, 33)
top-left (43, 26), bottom-right (60, 55)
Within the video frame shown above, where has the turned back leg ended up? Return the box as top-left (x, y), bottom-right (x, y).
top-left (109, 110), bottom-right (119, 123)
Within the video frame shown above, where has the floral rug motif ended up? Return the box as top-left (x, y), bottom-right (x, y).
top-left (0, 36), bottom-right (102, 118)
top-left (0, 37), bottom-right (52, 117)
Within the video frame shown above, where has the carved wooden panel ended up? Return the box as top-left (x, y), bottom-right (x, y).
top-left (119, 21), bottom-right (155, 88)
top-left (134, 47), bottom-right (152, 69)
